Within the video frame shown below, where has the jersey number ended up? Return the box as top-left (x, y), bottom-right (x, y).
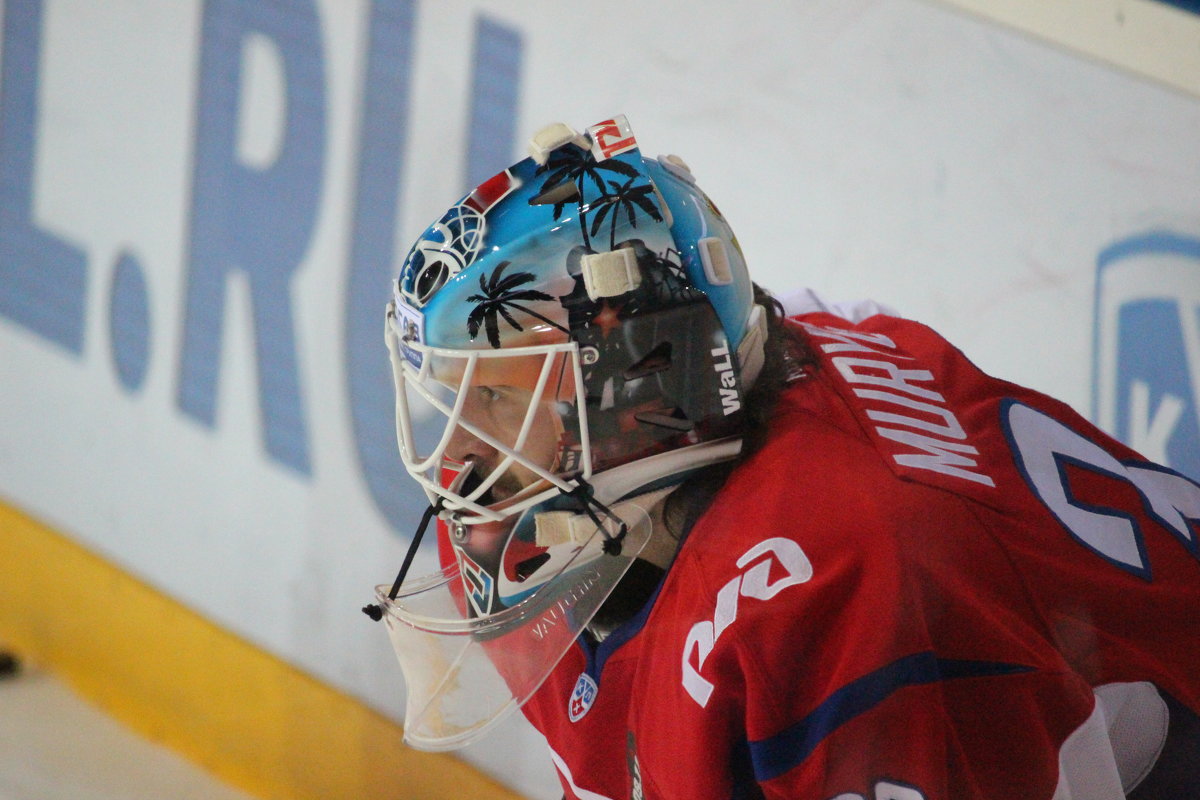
top-left (829, 781), bottom-right (926, 800)
top-left (1004, 400), bottom-right (1200, 580)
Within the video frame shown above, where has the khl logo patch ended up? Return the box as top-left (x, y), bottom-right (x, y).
top-left (568, 673), bottom-right (598, 722)
top-left (1093, 231), bottom-right (1200, 482)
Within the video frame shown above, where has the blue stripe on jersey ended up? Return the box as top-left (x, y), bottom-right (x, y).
top-left (747, 651), bottom-right (1034, 782)
top-left (583, 563), bottom-right (670, 679)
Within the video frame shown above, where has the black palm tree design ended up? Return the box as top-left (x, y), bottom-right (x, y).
top-left (589, 177), bottom-right (663, 250)
top-left (532, 146), bottom-right (638, 249)
top-left (467, 261), bottom-right (570, 348)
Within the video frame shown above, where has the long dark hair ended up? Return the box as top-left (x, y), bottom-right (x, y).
top-left (662, 284), bottom-right (814, 539)
top-left (591, 288), bottom-right (813, 633)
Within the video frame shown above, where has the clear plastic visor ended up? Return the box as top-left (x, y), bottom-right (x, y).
top-left (376, 503), bottom-right (651, 750)
top-left (386, 309), bottom-right (591, 524)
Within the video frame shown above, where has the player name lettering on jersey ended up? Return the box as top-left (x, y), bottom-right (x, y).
top-left (801, 322), bottom-right (995, 488)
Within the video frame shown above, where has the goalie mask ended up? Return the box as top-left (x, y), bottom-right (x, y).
top-left (367, 116), bottom-right (767, 750)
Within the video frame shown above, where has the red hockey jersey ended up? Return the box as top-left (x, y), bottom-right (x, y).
top-left (519, 312), bottom-right (1200, 800)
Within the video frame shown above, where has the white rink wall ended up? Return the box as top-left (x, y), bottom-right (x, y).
top-left (1, 1), bottom-right (1198, 797)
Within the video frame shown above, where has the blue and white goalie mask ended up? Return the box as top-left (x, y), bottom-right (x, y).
top-left (369, 116), bottom-right (768, 750)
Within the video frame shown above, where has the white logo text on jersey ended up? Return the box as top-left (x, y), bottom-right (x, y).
top-left (828, 780), bottom-right (927, 800)
top-left (682, 537), bottom-right (813, 706)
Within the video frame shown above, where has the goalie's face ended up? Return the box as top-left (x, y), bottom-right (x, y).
top-left (387, 310), bottom-right (588, 524)
top-left (445, 383), bottom-right (565, 505)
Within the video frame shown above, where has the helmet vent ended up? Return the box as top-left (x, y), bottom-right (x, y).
top-left (622, 342), bottom-right (673, 381)
top-left (514, 553), bottom-right (551, 581)
top-left (530, 180), bottom-right (581, 207)
top-left (634, 408), bottom-right (694, 432)
top-left (649, 181), bottom-right (673, 228)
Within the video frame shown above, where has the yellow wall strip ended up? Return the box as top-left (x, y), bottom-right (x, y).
top-left (929, 0), bottom-right (1200, 97)
top-left (0, 500), bottom-right (527, 800)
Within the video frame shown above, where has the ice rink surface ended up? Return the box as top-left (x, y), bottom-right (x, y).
top-left (0, 662), bottom-right (256, 800)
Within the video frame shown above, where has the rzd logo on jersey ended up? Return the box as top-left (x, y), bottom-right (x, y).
top-left (1093, 231), bottom-right (1200, 482)
top-left (681, 537), bottom-right (813, 707)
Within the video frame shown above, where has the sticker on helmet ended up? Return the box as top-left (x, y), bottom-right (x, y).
top-left (464, 168), bottom-right (520, 214)
top-left (587, 116), bottom-right (638, 161)
top-left (455, 547), bottom-right (496, 617)
top-left (392, 295), bottom-right (426, 368)
top-left (568, 672), bottom-right (598, 722)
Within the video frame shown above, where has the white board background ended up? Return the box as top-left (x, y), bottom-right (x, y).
top-left (1, 1), bottom-right (1198, 797)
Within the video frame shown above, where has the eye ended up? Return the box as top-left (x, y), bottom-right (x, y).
top-left (477, 386), bottom-right (500, 402)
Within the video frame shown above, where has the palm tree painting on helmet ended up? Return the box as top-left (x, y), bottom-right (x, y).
top-left (530, 141), bottom-right (643, 251)
top-left (466, 261), bottom-right (569, 349)
top-left (588, 175), bottom-right (663, 251)
top-left (392, 120), bottom-right (746, 500)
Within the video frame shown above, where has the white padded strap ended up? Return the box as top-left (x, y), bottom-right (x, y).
top-left (528, 123), bottom-right (589, 165)
top-left (534, 510), bottom-right (595, 547)
top-left (658, 153), bottom-right (696, 184)
top-left (698, 237), bottom-right (733, 285)
top-left (581, 249), bottom-right (641, 300)
top-left (534, 486), bottom-right (677, 548)
top-left (737, 304), bottom-right (768, 390)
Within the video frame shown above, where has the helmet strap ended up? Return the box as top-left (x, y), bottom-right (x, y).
top-left (362, 497), bottom-right (445, 621)
top-left (560, 478), bottom-right (629, 556)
